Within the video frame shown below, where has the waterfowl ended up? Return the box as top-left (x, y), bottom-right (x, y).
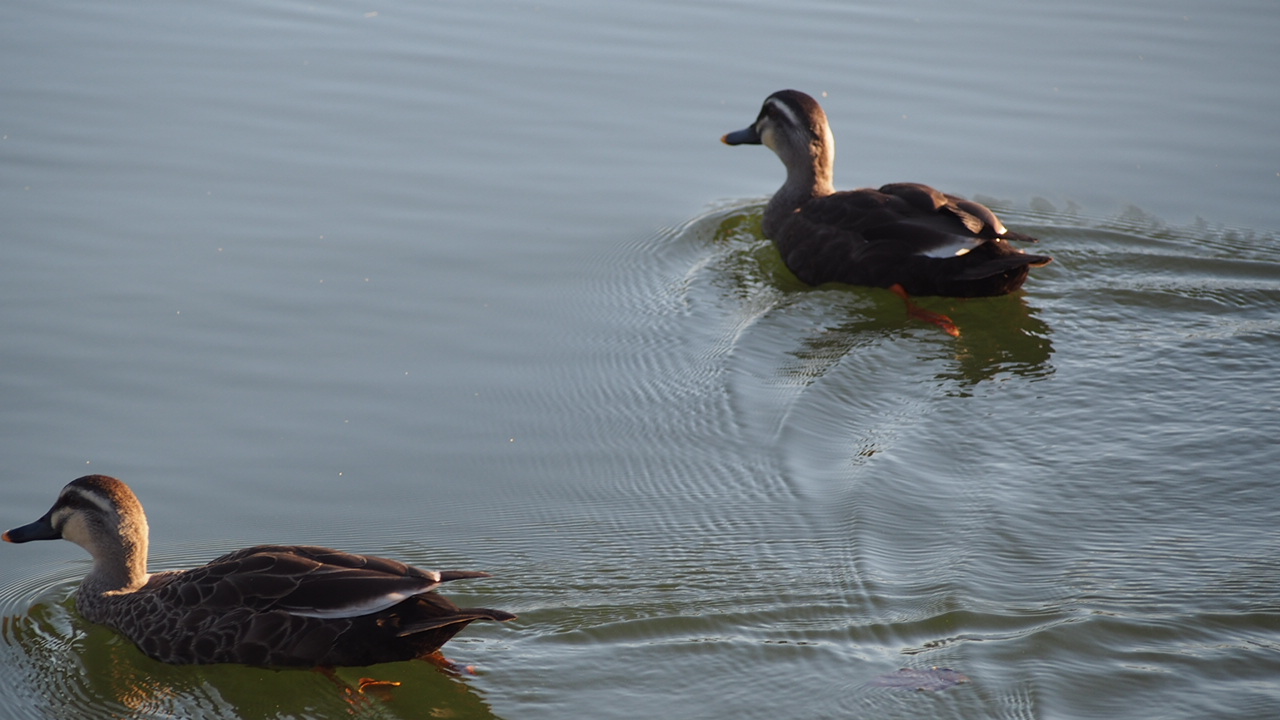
top-left (722, 89), bottom-right (1051, 300)
top-left (3, 475), bottom-right (515, 667)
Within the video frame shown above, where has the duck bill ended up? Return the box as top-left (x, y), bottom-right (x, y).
top-left (721, 126), bottom-right (761, 145)
top-left (3, 511), bottom-right (60, 543)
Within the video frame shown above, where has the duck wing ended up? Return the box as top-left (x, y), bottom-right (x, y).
top-left (777, 184), bottom-right (1049, 295)
top-left (877, 183), bottom-right (1019, 236)
top-left (172, 544), bottom-right (487, 620)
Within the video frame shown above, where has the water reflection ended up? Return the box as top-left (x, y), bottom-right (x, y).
top-left (925, 296), bottom-right (1055, 392)
top-left (693, 204), bottom-right (1055, 390)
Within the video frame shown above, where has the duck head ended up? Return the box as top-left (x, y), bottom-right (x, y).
top-left (4, 475), bottom-right (150, 591)
top-left (722, 89), bottom-right (836, 197)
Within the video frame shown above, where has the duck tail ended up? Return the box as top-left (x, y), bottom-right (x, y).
top-left (396, 607), bottom-right (517, 637)
top-left (438, 570), bottom-right (493, 582)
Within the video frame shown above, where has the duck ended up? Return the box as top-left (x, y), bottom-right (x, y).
top-left (722, 89), bottom-right (1051, 300)
top-left (2, 474), bottom-right (516, 667)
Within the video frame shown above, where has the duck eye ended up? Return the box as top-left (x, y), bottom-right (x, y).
top-left (61, 493), bottom-right (95, 512)
top-left (761, 99), bottom-right (802, 130)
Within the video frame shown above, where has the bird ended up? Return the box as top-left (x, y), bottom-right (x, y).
top-left (722, 89), bottom-right (1051, 315)
top-left (2, 474), bottom-right (516, 667)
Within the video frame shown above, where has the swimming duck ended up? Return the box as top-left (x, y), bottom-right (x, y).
top-left (3, 475), bottom-right (516, 667)
top-left (722, 89), bottom-right (1051, 299)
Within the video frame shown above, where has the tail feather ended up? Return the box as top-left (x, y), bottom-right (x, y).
top-left (439, 570), bottom-right (492, 582)
top-left (396, 607), bottom-right (517, 637)
top-left (954, 253), bottom-right (1052, 281)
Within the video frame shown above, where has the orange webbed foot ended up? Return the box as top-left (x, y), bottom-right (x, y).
top-left (317, 667), bottom-right (401, 709)
top-left (422, 649), bottom-right (479, 676)
top-left (890, 284), bottom-right (960, 337)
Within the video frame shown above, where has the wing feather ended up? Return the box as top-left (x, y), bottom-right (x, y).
top-left (173, 545), bottom-right (445, 619)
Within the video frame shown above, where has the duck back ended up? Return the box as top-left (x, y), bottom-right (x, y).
top-left (772, 184), bottom-right (1049, 296)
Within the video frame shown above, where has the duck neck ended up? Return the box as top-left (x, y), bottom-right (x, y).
top-left (81, 517), bottom-right (150, 597)
top-left (763, 139), bottom-right (836, 238)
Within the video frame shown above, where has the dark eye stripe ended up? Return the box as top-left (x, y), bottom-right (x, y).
top-left (57, 488), bottom-right (116, 516)
top-left (763, 98), bottom-right (802, 129)
top-left (62, 491), bottom-right (98, 509)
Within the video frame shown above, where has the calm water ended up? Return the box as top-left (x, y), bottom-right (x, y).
top-left (2, 0), bottom-right (1278, 718)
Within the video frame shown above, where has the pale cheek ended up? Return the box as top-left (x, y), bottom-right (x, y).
top-left (54, 511), bottom-right (88, 545)
top-left (761, 126), bottom-right (777, 150)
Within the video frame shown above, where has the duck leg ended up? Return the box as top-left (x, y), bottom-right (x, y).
top-left (889, 284), bottom-right (960, 337)
top-left (421, 649), bottom-right (479, 675)
top-left (315, 666), bottom-right (400, 709)
top-left (356, 677), bottom-right (404, 692)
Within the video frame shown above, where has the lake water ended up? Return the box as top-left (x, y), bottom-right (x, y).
top-left (2, 0), bottom-right (1278, 718)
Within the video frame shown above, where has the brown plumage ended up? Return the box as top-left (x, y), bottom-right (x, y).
top-left (3, 475), bottom-right (515, 666)
top-left (722, 89), bottom-right (1051, 298)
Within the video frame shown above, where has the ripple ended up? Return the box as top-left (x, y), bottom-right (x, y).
top-left (281, 198), bottom-right (1280, 720)
top-left (8, 184), bottom-right (1270, 719)
top-left (518, 197), bottom-right (1280, 719)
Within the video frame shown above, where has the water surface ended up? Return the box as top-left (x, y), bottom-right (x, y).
top-left (2, 0), bottom-right (1278, 718)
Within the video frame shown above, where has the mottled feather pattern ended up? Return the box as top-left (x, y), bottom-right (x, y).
top-left (5, 476), bottom-right (515, 667)
top-left (73, 543), bottom-right (512, 665)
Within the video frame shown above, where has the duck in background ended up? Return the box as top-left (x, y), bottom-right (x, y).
top-left (723, 89), bottom-right (1051, 335)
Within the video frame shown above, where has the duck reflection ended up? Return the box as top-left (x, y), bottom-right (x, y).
top-left (703, 205), bottom-right (1054, 389)
top-left (785, 291), bottom-right (1053, 390)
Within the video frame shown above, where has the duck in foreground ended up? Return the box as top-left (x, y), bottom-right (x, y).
top-left (3, 475), bottom-right (515, 667)
top-left (723, 90), bottom-right (1051, 333)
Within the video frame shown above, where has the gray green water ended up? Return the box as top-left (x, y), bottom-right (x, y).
top-left (3, 1), bottom-right (1278, 718)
